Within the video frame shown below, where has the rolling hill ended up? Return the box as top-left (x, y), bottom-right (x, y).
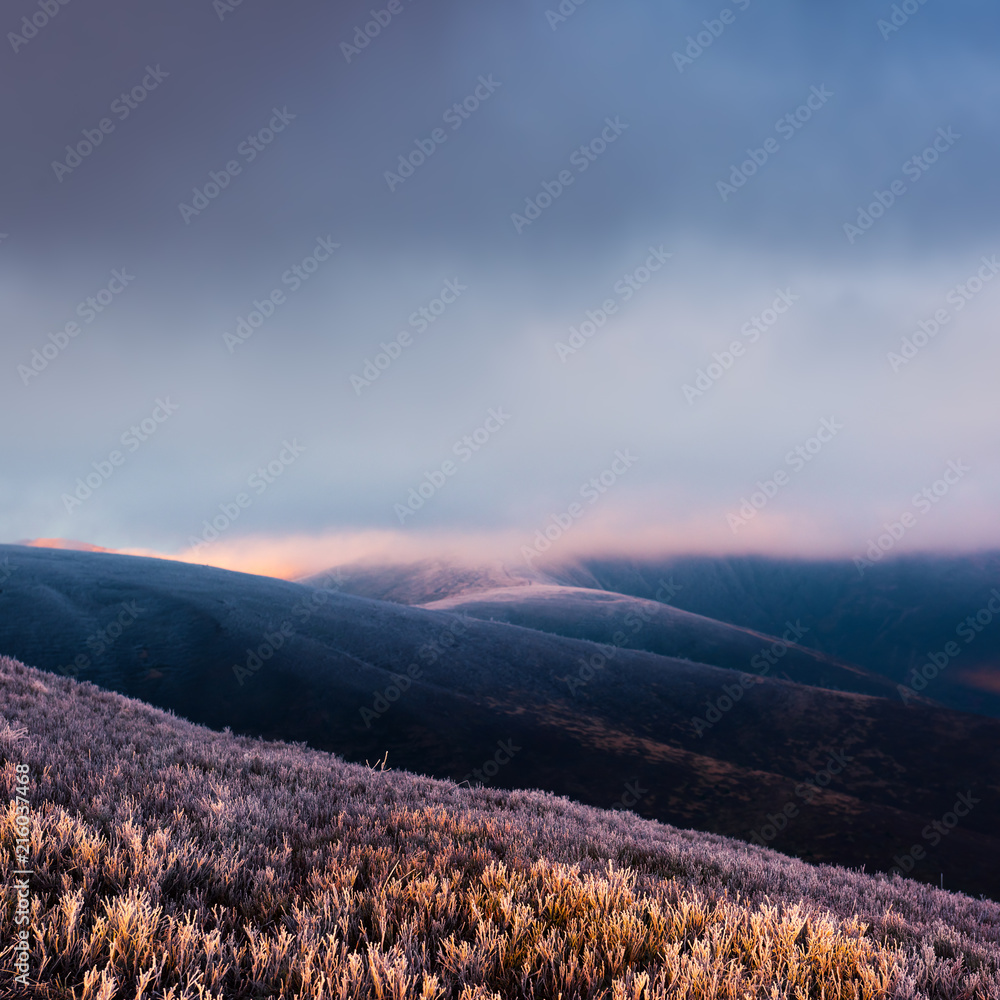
top-left (1, 652), bottom-right (998, 999)
top-left (543, 553), bottom-right (1000, 718)
top-left (1, 543), bottom-right (998, 899)
top-left (419, 583), bottom-right (904, 699)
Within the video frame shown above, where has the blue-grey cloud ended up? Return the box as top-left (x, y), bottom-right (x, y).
top-left (2, 0), bottom-right (998, 566)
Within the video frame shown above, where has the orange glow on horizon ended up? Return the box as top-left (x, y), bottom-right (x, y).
top-left (16, 501), bottom-right (998, 582)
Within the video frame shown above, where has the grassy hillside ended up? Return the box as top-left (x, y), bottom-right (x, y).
top-left (1, 655), bottom-right (999, 999)
top-left (3, 545), bottom-right (1000, 899)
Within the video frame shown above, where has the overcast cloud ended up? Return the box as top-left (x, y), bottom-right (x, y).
top-left (2, 0), bottom-right (998, 576)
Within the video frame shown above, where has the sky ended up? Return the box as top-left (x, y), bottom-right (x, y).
top-left (2, 0), bottom-right (999, 579)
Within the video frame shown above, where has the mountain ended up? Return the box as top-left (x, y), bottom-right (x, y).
top-left (2, 652), bottom-right (998, 999)
top-left (419, 583), bottom-right (905, 700)
top-left (310, 553), bottom-right (1000, 719)
top-left (1, 543), bottom-right (999, 898)
top-left (544, 553), bottom-right (1000, 718)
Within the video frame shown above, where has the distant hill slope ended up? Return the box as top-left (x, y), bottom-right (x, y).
top-left (420, 583), bottom-right (904, 700)
top-left (1, 654), bottom-right (999, 999)
top-left (300, 557), bottom-right (542, 604)
top-left (1, 544), bottom-right (999, 898)
top-left (544, 553), bottom-right (1000, 718)
top-left (309, 553), bottom-right (1000, 719)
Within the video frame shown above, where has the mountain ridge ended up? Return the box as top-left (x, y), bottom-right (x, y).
top-left (1, 543), bottom-right (998, 897)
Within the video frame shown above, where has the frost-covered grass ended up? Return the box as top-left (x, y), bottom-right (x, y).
top-left (1, 654), bottom-right (998, 999)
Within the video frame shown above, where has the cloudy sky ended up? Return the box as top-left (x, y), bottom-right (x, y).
top-left (2, 0), bottom-right (998, 577)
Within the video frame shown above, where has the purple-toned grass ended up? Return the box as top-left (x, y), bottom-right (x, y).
top-left (1, 654), bottom-right (998, 999)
